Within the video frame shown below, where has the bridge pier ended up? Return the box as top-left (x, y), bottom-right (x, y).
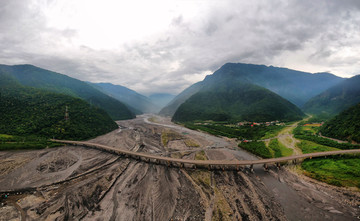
top-left (250, 164), bottom-right (254, 173)
top-left (263, 164), bottom-right (269, 172)
top-left (276, 162), bottom-right (281, 170)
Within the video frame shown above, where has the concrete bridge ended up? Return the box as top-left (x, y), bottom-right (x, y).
top-left (52, 139), bottom-right (360, 170)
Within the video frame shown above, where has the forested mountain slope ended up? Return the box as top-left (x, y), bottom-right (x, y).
top-left (0, 64), bottom-right (134, 120)
top-left (0, 73), bottom-right (118, 140)
top-left (320, 103), bottom-right (360, 143)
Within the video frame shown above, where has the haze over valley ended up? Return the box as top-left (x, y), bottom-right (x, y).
top-left (1, 1), bottom-right (360, 220)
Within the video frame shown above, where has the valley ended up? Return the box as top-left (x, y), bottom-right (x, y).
top-left (1, 115), bottom-right (359, 220)
top-left (2, 1), bottom-right (360, 220)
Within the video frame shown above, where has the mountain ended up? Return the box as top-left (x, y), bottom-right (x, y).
top-left (303, 75), bottom-right (360, 115)
top-left (320, 103), bottom-right (360, 143)
top-left (90, 82), bottom-right (159, 114)
top-left (160, 63), bottom-right (344, 117)
top-left (159, 82), bottom-right (204, 116)
top-left (0, 73), bottom-right (118, 140)
top-left (148, 93), bottom-right (176, 109)
top-left (172, 76), bottom-right (305, 123)
top-left (0, 64), bottom-right (135, 120)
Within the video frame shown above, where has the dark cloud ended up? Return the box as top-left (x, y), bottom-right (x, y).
top-left (0, 0), bottom-right (359, 95)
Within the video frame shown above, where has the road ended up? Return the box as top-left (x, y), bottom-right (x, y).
top-left (52, 139), bottom-right (360, 168)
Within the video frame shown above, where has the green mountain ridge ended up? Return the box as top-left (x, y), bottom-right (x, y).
top-left (172, 77), bottom-right (305, 123)
top-left (320, 103), bottom-right (360, 143)
top-left (0, 73), bottom-right (118, 140)
top-left (160, 63), bottom-right (344, 117)
top-left (303, 75), bottom-right (360, 116)
top-left (0, 64), bottom-right (135, 120)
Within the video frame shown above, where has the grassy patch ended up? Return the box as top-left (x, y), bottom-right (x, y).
top-left (161, 129), bottom-right (182, 147)
top-left (195, 150), bottom-right (207, 161)
top-left (212, 188), bottom-right (232, 221)
top-left (184, 139), bottom-right (200, 147)
top-left (298, 138), bottom-right (359, 189)
top-left (0, 134), bottom-right (61, 151)
top-left (302, 156), bottom-right (360, 188)
top-left (268, 139), bottom-right (293, 157)
top-left (148, 117), bottom-right (158, 123)
top-left (189, 170), bottom-right (212, 192)
top-left (0, 134), bottom-right (14, 140)
top-left (261, 126), bottom-right (286, 139)
top-left (238, 141), bottom-right (273, 158)
top-left (297, 140), bottom-right (339, 154)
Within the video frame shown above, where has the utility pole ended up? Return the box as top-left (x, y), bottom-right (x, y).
top-left (65, 105), bottom-right (69, 121)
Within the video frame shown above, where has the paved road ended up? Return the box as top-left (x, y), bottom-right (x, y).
top-left (52, 139), bottom-right (360, 167)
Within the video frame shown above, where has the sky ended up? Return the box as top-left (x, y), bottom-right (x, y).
top-left (0, 0), bottom-right (360, 95)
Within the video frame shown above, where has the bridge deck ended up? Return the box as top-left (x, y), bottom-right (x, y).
top-left (52, 140), bottom-right (360, 166)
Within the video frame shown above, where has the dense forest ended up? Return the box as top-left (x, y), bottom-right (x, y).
top-left (320, 103), bottom-right (360, 143)
top-left (0, 73), bottom-right (118, 140)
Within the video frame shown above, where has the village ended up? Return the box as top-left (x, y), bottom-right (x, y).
top-left (194, 120), bottom-right (286, 127)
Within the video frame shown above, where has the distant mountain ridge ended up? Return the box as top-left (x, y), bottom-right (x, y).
top-left (172, 74), bottom-right (305, 122)
top-left (0, 64), bottom-right (135, 120)
top-left (303, 75), bottom-right (360, 115)
top-left (148, 93), bottom-right (175, 109)
top-left (90, 82), bottom-right (159, 114)
top-left (160, 63), bottom-right (344, 117)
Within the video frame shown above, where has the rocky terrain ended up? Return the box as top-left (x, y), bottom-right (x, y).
top-left (0, 115), bottom-right (359, 220)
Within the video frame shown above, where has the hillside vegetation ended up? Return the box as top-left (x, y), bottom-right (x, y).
top-left (303, 75), bottom-right (360, 115)
top-left (172, 78), bottom-right (304, 123)
top-left (0, 73), bottom-right (118, 141)
top-left (320, 103), bottom-right (360, 143)
top-left (0, 64), bottom-right (134, 120)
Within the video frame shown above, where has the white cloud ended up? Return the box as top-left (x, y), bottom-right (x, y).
top-left (0, 0), bottom-right (360, 94)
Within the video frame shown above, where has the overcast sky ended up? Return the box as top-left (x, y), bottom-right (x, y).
top-left (1, 0), bottom-right (360, 95)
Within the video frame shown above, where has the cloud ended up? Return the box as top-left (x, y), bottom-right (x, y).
top-left (0, 0), bottom-right (360, 95)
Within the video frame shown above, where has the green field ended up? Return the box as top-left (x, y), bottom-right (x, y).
top-left (302, 156), bottom-right (360, 188)
top-left (297, 140), bottom-right (339, 154)
top-left (296, 129), bottom-right (360, 189)
top-left (238, 141), bottom-right (272, 158)
top-left (268, 139), bottom-right (293, 157)
top-left (0, 134), bottom-right (61, 151)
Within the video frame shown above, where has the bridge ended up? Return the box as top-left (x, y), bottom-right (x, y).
top-left (52, 139), bottom-right (360, 170)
